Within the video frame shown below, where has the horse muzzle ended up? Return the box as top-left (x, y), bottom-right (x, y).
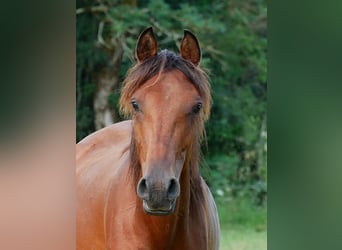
top-left (142, 199), bottom-right (176, 216)
top-left (137, 177), bottom-right (180, 216)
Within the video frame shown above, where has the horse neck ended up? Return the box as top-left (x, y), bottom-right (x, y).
top-left (177, 146), bottom-right (201, 219)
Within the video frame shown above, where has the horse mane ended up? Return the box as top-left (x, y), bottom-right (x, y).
top-left (119, 49), bottom-right (212, 205)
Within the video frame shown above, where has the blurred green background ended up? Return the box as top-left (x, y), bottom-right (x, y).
top-left (76, 0), bottom-right (267, 249)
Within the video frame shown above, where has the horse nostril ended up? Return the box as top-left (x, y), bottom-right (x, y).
top-left (137, 178), bottom-right (148, 199)
top-left (167, 178), bottom-right (180, 199)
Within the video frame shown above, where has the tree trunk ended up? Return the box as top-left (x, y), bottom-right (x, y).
top-left (93, 42), bottom-right (123, 130)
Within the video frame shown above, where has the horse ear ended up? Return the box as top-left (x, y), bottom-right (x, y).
top-left (136, 27), bottom-right (158, 63)
top-left (180, 30), bottom-right (201, 66)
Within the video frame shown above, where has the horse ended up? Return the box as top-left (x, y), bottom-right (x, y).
top-left (76, 27), bottom-right (220, 250)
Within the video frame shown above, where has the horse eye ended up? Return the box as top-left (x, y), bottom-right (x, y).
top-left (131, 100), bottom-right (140, 111)
top-left (192, 103), bottom-right (202, 114)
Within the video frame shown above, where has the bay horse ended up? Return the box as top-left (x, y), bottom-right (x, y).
top-left (77, 27), bottom-right (220, 250)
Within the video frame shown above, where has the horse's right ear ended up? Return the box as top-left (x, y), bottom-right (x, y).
top-left (136, 27), bottom-right (158, 63)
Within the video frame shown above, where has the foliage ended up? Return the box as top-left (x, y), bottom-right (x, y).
top-left (201, 0), bottom-right (267, 206)
top-left (76, 0), bottom-right (267, 207)
top-left (218, 196), bottom-right (267, 230)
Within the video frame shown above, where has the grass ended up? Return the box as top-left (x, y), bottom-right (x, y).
top-left (217, 197), bottom-right (267, 250)
top-left (220, 226), bottom-right (267, 250)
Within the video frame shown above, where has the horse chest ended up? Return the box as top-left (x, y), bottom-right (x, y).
top-left (105, 205), bottom-right (209, 250)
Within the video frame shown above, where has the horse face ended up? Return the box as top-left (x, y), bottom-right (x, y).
top-left (125, 27), bottom-right (204, 216)
top-left (132, 70), bottom-right (202, 215)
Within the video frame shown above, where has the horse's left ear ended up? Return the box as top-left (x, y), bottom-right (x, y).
top-left (180, 30), bottom-right (201, 66)
top-left (136, 27), bottom-right (158, 63)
